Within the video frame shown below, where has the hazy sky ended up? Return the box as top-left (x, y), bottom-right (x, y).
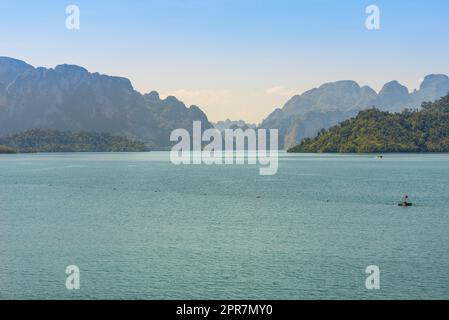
top-left (1, 0), bottom-right (449, 123)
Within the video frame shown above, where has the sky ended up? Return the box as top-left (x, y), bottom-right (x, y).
top-left (1, 0), bottom-right (449, 123)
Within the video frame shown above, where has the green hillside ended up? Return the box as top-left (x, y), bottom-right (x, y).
top-left (288, 94), bottom-right (449, 153)
top-left (0, 129), bottom-right (148, 153)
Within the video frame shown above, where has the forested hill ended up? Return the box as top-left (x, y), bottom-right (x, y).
top-left (288, 94), bottom-right (449, 153)
top-left (0, 129), bottom-right (147, 153)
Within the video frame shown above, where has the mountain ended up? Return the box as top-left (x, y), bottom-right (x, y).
top-left (288, 94), bottom-right (449, 153)
top-left (411, 74), bottom-right (449, 105)
top-left (213, 119), bottom-right (256, 132)
top-left (260, 75), bottom-right (449, 149)
top-left (260, 81), bottom-right (377, 149)
top-left (0, 128), bottom-right (147, 152)
top-left (375, 80), bottom-right (410, 112)
top-left (281, 81), bottom-right (377, 116)
top-left (0, 57), bottom-right (212, 148)
top-left (0, 57), bottom-right (33, 85)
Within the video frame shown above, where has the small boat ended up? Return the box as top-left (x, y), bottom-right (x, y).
top-left (398, 202), bottom-right (413, 207)
top-left (398, 195), bottom-right (413, 207)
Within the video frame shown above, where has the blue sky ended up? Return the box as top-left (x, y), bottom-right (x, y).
top-left (1, 0), bottom-right (449, 122)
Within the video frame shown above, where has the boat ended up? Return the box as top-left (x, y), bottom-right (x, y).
top-left (398, 195), bottom-right (413, 206)
top-left (398, 202), bottom-right (413, 207)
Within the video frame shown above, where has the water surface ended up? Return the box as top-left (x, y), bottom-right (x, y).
top-left (1, 152), bottom-right (448, 299)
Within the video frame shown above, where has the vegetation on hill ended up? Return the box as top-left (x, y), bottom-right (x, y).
top-left (0, 129), bottom-right (148, 153)
top-left (0, 144), bottom-right (17, 153)
top-left (288, 94), bottom-right (449, 153)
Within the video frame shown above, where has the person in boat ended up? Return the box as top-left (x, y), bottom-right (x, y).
top-left (398, 195), bottom-right (413, 206)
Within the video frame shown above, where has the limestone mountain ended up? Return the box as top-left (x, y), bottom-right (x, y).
top-left (375, 80), bottom-right (410, 112)
top-left (0, 57), bottom-right (211, 148)
top-left (410, 74), bottom-right (449, 106)
top-left (213, 119), bottom-right (256, 132)
top-left (260, 75), bottom-right (449, 149)
top-left (0, 57), bottom-right (33, 86)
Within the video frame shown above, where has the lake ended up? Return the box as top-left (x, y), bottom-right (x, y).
top-left (1, 152), bottom-right (448, 299)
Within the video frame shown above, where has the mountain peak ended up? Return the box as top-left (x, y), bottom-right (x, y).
top-left (379, 80), bottom-right (409, 94)
top-left (0, 57), bottom-right (212, 147)
top-left (318, 80), bottom-right (361, 91)
top-left (420, 74), bottom-right (449, 90)
top-left (376, 80), bottom-right (410, 111)
top-left (54, 64), bottom-right (89, 74)
top-left (382, 80), bottom-right (403, 87)
top-left (0, 56), bottom-right (34, 85)
top-left (164, 95), bottom-right (180, 104)
top-left (145, 91), bottom-right (160, 101)
top-left (0, 56), bottom-right (33, 68)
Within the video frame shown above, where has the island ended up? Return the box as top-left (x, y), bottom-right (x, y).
top-left (0, 129), bottom-right (148, 153)
top-left (288, 94), bottom-right (449, 153)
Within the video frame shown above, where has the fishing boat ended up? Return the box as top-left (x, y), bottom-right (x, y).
top-left (398, 195), bottom-right (413, 207)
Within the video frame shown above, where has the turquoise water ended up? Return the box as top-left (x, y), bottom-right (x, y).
top-left (1, 152), bottom-right (449, 299)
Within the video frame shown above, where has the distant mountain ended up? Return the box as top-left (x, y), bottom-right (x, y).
top-left (213, 119), bottom-right (256, 132)
top-left (0, 128), bottom-right (147, 152)
top-left (375, 80), bottom-right (410, 112)
top-left (0, 57), bottom-right (212, 148)
top-left (0, 57), bottom-right (33, 85)
top-left (411, 74), bottom-right (449, 105)
top-left (260, 75), bottom-right (449, 149)
top-left (288, 94), bottom-right (449, 153)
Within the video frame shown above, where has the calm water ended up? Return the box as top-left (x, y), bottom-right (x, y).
top-left (1, 152), bottom-right (449, 299)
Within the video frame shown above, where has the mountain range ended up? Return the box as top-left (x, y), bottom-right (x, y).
top-left (213, 119), bottom-right (256, 132)
top-left (288, 93), bottom-right (449, 153)
top-left (260, 75), bottom-right (449, 149)
top-left (0, 57), bottom-right (211, 148)
top-left (1, 56), bottom-right (449, 151)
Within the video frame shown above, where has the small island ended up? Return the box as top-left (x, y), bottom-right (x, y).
top-left (0, 129), bottom-right (148, 153)
top-left (288, 94), bottom-right (449, 153)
